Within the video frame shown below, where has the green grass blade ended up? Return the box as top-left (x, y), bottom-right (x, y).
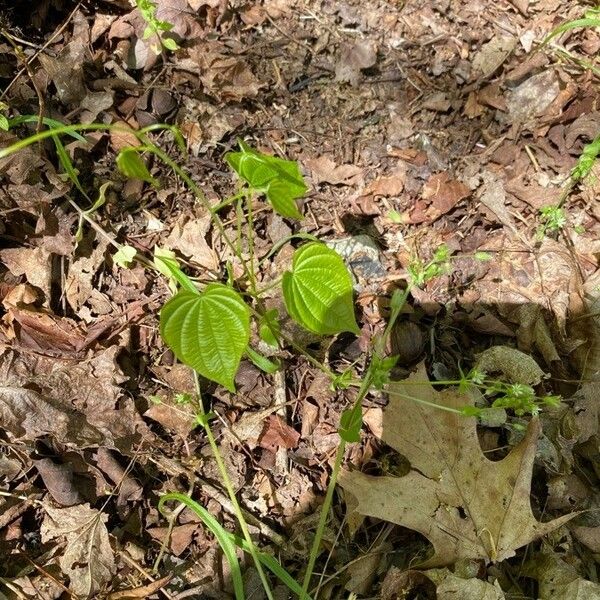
top-left (158, 493), bottom-right (245, 600)
top-left (8, 116), bottom-right (88, 141)
top-left (540, 17), bottom-right (600, 49)
top-left (51, 134), bottom-right (91, 201)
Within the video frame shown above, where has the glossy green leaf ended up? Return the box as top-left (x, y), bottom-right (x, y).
top-left (160, 284), bottom-right (250, 391)
top-left (282, 242), bottom-right (359, 335)
top-left (245, 346), bottom-right (280, 374)
top-left (116, 148), bottom-right (157, 186)
top-left (225, 140), bottom-right (306, 219)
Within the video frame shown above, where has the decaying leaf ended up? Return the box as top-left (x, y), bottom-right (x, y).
top-left (41, 501), bottom-right (116, 597)
top-left (339, 363), bottom-right (574, 567)
top-left (305, 155), bottom-right (363, 186)
top-left (408, 172), bottom-right (470, 224)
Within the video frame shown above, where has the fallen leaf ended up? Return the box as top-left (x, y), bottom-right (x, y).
top-left (472, 35), bottom-right (516, 80)
top-left (41, 501), bottom-right (116, 597)
top-left (335, 40), bottom-right (378, 86)
top-left (339, 364), bottom-right (574, 566)
top-left (258, 415), bottom-right (300, 452)
top-left (408, 172), bottom-right (470, 224)
top-left (107, 575), bottom-right (173, 600)
top-left (522, 552), bottom-right (600, 600)
top-left (305, 155), bottom-right (363, 186)
top-left (164, 216), bottom-right (218, 271)
top-left (0, 247), bottom-right (53, 303)
top-left (507, 71), bottom-right (560, 123)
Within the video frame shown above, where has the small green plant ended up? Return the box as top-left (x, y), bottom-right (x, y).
top-left (0, 120), bottom-right (562, 598)
top-left (135, 0), bottom-right (179, 53)
top-left (538, 204), bottom-right (567, 236)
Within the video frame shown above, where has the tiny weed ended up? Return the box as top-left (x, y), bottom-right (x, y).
top-left (135, 0), bottom-right (180, 53)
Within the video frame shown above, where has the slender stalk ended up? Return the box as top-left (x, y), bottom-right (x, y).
top-left (302, 372), bottom-right (373, 597)
top-left (193, 373), bottom-right (275, 600)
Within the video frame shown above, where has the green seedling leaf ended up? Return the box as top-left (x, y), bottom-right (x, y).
top-left (153, 247), bottom-right (198, 294)
top-left (258, 308), bottom-right (281, 347)
top-left (330, 368), bottom-right (354, 391)
top-left (370, 354), bottom-right (399, 390)
top-left (283, 242), bottom-right (359, 336)
top-left (246, 346), bottom-right (280, 374)
top-left (474, 251), bottom-right (492, 261)
top-left (0, 114), bottom-right (9, 131)
top-left (52, 134), bottom-right (90, 200)
top-left (116, 147), bottom-right (157, 186)
top-left (113, 245), bottom-right (137, 268)
top-left (162, 37), bottom-right (179, 51)
top-left (339, 402), bottom-right (363, 443)
top-left (158, 493), bottom-right (245, 600)
top-left (75, 182), bottom-right (111, 243)
top-left (160, 284), bottom-right (250, 391)
top-left (225, 140), bottom-right (307, 219)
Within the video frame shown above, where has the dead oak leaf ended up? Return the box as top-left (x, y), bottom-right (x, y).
top-left (305, 155), bottom-right (363, 186)
top-left (41, 501), bottom-right (116, 598)
top-left (408, 172), bottom-right (470, 224)
top-left (339, 364), bottom-right (574, 567)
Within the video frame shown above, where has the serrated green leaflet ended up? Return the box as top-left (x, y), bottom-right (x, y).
top-left (160, 284), bottom-right (250, 391)
top-left (282, 242), bottom-right (359, 335)
top-left (225, 141), bottom-right (306, 219)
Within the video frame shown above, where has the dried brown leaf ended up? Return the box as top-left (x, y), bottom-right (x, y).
top-left (41, 501), bottom-right (116, 598)
top-left (339, 364), bottom-right (574, 566)
top-left (408, 172), bottom-right (470, 224)
top-left (305, 155), bottom-right (363, 186)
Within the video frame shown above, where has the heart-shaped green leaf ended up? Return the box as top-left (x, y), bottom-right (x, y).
top-left (160, 284), bottom-right (250, 391)
top-left (225, 141), bottom-right (306, 220)
top-left (282, 242), bottom-right (359, 336)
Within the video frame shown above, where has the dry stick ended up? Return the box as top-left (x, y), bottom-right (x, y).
top-left (0, 1), bottom-right (83, 101)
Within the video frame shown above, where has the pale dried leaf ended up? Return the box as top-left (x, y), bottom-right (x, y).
top-left (339, 364), bottom-right (574, 566)
top-left (41, 501), bottom-right (115, 598)
top-left (305, 155), bottom-right (363, 186)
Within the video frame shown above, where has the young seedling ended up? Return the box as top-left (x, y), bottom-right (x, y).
top-left (0, 121), bottom-right (564, 599)
top-left (135, 0), bottom-right (179, 53)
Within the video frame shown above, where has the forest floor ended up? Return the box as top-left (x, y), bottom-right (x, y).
top-left (1, 0), bottom-right (600, 598)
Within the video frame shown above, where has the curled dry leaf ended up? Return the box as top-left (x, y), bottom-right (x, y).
top-left (408, 172), bottom-right (470, 224)
top-left (305, 155), bottom-right (363, 186)
top-left (339, 363), bottom-right (574, 567)
top-left (41, 500), bottom-right (116, 598)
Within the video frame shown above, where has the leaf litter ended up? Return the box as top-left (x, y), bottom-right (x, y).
top-left (1, 0), bottom-right (600, 596)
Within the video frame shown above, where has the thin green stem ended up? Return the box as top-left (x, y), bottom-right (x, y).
top-left (245, 191), bottom-right (258, 297)
top-left (193, 373), bottom-right (275, 600)
top-left (302, 372), bottom-right (373, 597)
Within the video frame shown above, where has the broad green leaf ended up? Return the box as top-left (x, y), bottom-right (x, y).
top-left (162, 37), bottom-right (179, 51)
top-left (265, 178), bottom-right (303, 219)
top-left (116, 148), bottom-right (157, 186)
top-left (282, 242), bottom-right (359, 335)
top-left (225, 141), bottom-right (306, 219)
top-left (160, 284), bottom-right (250, 391)
top-left (113, 245), bottom-right (137, 268)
